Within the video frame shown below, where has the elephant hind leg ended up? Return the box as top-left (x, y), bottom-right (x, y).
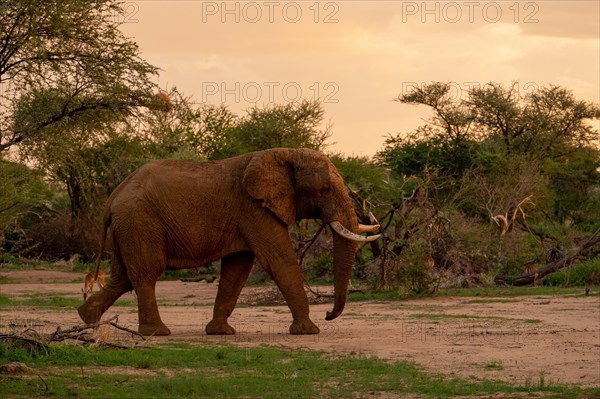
top-left (206, 251), bottom-right (254, 335)
top-left (78, 255), bottom-right (133, 324)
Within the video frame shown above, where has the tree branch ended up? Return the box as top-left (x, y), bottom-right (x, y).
top-left (498, 228), bottom-right (600, 286)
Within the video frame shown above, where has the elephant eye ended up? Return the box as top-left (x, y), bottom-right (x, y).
top-left (320, 184), bottom-right (331, 194)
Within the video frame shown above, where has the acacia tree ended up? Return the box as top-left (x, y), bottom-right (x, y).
top-left (137, 88), bottom-right (238, 160)
top-left (371, 82), bottom-right (600, 288)
top-left (467, 83), bottom-right (600, 159)
top-left (378, 82), bottom-right (599, 176)
top-left (0, 0), bottom-right (158, 153)
top-left (216, 100), bottom-right (332, 159)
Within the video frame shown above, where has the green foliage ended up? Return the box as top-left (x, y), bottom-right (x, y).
top-left (377, 126), bottom-right (477, 178)
top-left (140, 88), bottom-right (234, 161)
top-left (330, 154), bottom-right (390, 200)
top-left (544, 257), bottom-right (600, 287)
top-left (377, 81), bottom-right (600, 230)
top-left (0, 159), bottom-right (52, 225)
top-left (18, 105), bottom-right (146, 217)
top-left (214, 100), bottom-right (331, 159)
top-left (137, 94), bottom-right (331, 162)
top-left (304, 253), bottom-right (333, 281)
top-left (363, 81), bottom-right (600, 292)
top-left (0, 0), bottom-right (159, 153)
top-left (547, 147), bottom-right (600, 228)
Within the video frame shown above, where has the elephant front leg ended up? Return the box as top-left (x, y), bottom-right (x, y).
top-left (206, 252), bottom-right (254, 335)
top-left (243, 220), bottom-right (320, 335)
top-left (269, 261), bottom-right (320, 335)
top-left (133, 282), bottom-right (171, 336)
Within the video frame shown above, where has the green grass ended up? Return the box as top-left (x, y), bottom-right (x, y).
top-left (0, 293), bottom-right (137, 309)
top-left (0, 341), bottom-right (597, 399)
top-left (483, 361), bottom-right (505, 371)
top-left (0, 293), bottom-right (84, 308)
top-left (465, 298), bottom-right (520, 304)
top-left (348, 289), bottom-right (404, 301)
top-left (348, 285), bottom-right (594, 302)
top-left (440, 286), bottom-right (589, 297)
top-left (0, 293), bottom-right (215, 309)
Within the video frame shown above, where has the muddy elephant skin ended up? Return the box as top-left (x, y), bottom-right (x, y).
top-left (78, 148), bottom-right (379, 335)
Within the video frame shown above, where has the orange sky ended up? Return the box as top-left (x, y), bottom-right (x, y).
top-left (121, 1), bottom-right (600, 156)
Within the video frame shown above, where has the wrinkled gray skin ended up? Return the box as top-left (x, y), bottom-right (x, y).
top-left (78, 148), bottom-right (366, 335)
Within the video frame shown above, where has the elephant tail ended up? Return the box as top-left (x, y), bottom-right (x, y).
top-left (93, 211), bottom-right (112, 283)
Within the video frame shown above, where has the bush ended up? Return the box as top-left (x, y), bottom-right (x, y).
top-left (14, 212), bottom-right (101, 261)
top-left (304, 254), bottom-right (333, 282)
top-left (544, 258), bottom-right (600, 286)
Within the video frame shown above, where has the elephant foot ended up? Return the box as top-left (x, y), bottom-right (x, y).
top-left (205, 320), bottom-right (236, 335)
top-left (139, 322), bottom-right (171, 336)
top-left (290, 319), bottom-right (320, 335)
top-left (77, 302), bottom-right (101, 325)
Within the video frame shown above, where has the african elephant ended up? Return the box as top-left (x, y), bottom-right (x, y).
top-left (77, 148), bottom-right (380, 336)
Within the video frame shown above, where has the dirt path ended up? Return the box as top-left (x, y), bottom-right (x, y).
top-left (1, 270), bottom-right (598, 387)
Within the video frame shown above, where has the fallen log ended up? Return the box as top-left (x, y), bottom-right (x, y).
top-left (496, 229), bottom-right (600, 286)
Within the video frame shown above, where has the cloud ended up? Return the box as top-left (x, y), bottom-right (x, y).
top-left (121, 1), bottom-right (599, 155)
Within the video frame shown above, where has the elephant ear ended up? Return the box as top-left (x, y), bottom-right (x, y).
top-left (243, 150), bottom-right (296, 226)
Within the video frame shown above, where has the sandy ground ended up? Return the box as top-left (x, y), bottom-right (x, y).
top-left (0, 270), bottom-right (599, 388)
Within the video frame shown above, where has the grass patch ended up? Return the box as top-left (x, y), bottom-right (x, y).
top-left (348, 285), bottom-right (592, 303)
top-left (0, 341), bottom-right (597, 399)
top-left (0, 294), bottom-right (83, 308)
top-left (483, 361), bottom-right (504, 371)
top-left (348, 290), bottom-right (403, 301)
top-left (438, 286), bottom-right (583, 297)
top-left (465, 299), bottom-right (520, 304)
top-left (0, 293), bottom-right (137, 309)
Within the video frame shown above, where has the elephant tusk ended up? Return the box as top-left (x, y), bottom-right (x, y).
top-left (330, 221), bottom-right (381, 242)
top-left (357, 223), bottom-right (380, 233)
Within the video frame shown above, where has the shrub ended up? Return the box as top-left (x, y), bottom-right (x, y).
top-left (304, 254), bottom-right (333, 281)
top-left (544, 258), bottom-right (600, 286)
top-left (18, 212), bottom-right (101, 261)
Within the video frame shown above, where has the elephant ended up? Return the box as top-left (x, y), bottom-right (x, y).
top-left (77, 148), bottom-right (380, 336)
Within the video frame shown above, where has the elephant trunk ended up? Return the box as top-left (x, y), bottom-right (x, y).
top-left (325, 214), bottom-right (359, 321)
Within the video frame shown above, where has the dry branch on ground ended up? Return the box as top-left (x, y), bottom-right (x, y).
top-left (0, 315), bottom-right (145, 350)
